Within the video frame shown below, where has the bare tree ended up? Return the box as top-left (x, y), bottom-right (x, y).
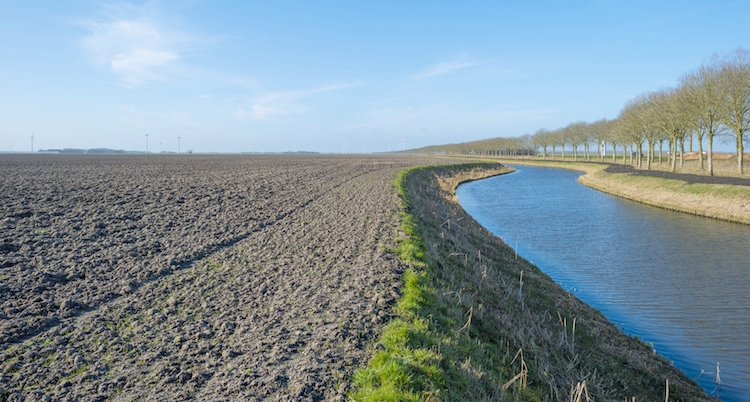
top-left (564, 123), bottom-right (582, 161)
top-left (681, 60), bottom-right (726, 175)
top-left (533, 129), bottom-right (551, 158)
top-left (619, 96), bottom-right (649, 167)
top-left (658, 139), bottom-right (666, 164)
top-left (606, 118), bottom-right (627, 163)
top-left (579, 122), bottom-right (595, 161)
top-left (589, 119), bottom-right (610, 162)
top-left (639, 92), bottom-right (664, 170)
top-left (718, 48), bottom-right (750, 174)
top-left (652, 88), bottom-right (692, 173)
top-left (552, 129), bottom-right (566, 160)
top-left (519, 133), bottom-right (533, 157)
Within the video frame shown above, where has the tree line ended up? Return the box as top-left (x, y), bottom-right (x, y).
top-left (413, 48), bottom-right (750, 176)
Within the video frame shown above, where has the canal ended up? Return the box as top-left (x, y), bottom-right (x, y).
top-left (456, 164), bottom-right (750, 400)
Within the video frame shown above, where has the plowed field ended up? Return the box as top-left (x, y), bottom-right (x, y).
top-left (0, 154), bottom-right (446, 401)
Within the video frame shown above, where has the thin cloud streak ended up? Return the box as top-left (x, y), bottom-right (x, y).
top-left (412, 59), bottom-right (480, 79)
top-left (234, 81), bottom-right (364, 121)
top-left (260, 81), bottom-right (365, 102)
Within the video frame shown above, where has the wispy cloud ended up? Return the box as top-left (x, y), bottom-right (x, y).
top-left (259, 82), bottom-right (364, 103)
top-left (412, 59), bottom-right (480, 79)
top-left (234, 81), bottom-right (363, 121)
top-left (79, 2), bottom-right (206, 86)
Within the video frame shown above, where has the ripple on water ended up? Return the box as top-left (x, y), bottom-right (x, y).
top-left (456, 164), bottom-right (750, 401)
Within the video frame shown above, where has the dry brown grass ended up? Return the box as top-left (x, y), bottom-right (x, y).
top-left (381, 162), bottom-right (710, 400)
top-left (642, 152), bottom-right (750, 177)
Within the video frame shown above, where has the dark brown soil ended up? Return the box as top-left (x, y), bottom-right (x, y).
top-left (0, 154), bottom-right (449, 401)
top-left (604, 163), bottom-right (750, 186)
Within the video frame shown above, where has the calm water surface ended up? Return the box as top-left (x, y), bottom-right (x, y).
top-left (456, 165), bottom-right (750, 401)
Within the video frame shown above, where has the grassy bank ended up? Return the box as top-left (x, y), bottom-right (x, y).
top-left (494, 158), bottom-right (750, 225)
top-left (351, 162), bottom-right (709, 401)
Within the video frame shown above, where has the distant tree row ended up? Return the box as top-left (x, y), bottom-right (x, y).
top-left (413, 48), bottom-right (750, 176)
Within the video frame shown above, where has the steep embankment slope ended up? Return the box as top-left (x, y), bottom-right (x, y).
top-left (353, 162), bottom-right (709, 401)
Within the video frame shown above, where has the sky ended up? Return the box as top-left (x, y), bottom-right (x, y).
top-left (1, 1), bottom-right (749, 154)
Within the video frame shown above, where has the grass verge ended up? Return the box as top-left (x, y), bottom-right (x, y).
top-left (350, 162), bottom-right (710, 401)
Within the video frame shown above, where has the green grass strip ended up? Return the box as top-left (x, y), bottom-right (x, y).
top-left (350, 167), bottom-right (440, 401)
top-left (350, 164), bottom-right (527, 401)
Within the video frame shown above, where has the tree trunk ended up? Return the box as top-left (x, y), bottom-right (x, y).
top-left (670, 138), bottom-right (677, 173)
top-left (659, 141), bottom-right (663, 164)
top-left (628, 145), bottom-right (632, 164)
top-left (680, 137), bottom-right (685, 171)
top-left (637, 142), bottom-right (643, 168)
top-left (707, 134), bottom-right (714, 176)
top-left (738, 135), bottom-right (745, 174)
top-left (697, 134), bottom-right (705, 170)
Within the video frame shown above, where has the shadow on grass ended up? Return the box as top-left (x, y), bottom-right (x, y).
top-left (605, 164), bottom-right (750, 186)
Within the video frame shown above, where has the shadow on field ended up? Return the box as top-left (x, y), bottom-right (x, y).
top-left (605, 164), bottom-right (750, 187)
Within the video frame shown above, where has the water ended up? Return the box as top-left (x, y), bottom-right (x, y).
top-left (456, 164), bottom-right (750, 401)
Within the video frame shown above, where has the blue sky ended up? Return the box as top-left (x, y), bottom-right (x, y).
top-left (1, 1), bottom-right (749, 153)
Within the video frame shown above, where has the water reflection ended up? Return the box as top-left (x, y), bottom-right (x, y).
top-left (456, 165), bottom-right (750, 401)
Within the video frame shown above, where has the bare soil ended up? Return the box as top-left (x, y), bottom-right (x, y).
top-left (0, 154), bottom-right (448, 401)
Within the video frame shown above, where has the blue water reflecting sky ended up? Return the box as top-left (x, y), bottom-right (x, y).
top-left (457, 165), bottom-right (750, 400)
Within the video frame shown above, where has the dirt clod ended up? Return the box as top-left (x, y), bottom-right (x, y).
top-left (0, 154), bottom-right (450, 400)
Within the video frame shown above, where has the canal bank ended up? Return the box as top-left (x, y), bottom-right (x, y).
top-left (493, 158), bottom-right (750, 225)
top-left (457, 164), bottom-right (749, 400)
top-left (353, 162), bottom-right (709, 401)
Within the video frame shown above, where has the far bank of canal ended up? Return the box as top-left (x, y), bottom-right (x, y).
top-left (456, 164), bottom-right (750, 401)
